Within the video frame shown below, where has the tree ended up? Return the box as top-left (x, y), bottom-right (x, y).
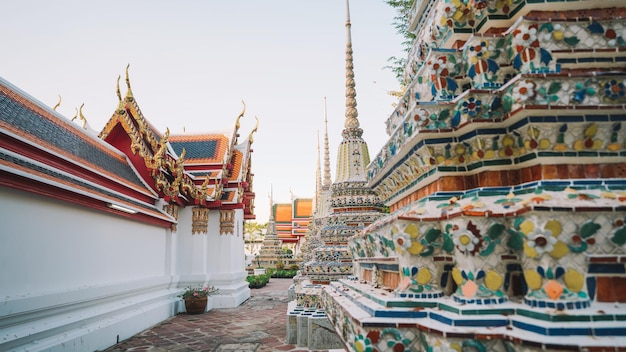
top-left (244, 221), bottom-right (267, 242)
top-left (384, 0), bottom-right (415, 84)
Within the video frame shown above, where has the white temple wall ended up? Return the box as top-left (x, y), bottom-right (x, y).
top-left (175, 206), bottom-right (250, 308)
top-left (0, 186), bottom-right (178, 352)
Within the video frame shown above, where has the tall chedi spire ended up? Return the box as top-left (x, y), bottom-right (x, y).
top-left (335, 0), bottom-right (370, 183)
top-left (322, 97), bottom-right (332, 191)
top-left (298, 0), bottom-right (384, 286)
top-left (314, 131), bottom-right (322, 213)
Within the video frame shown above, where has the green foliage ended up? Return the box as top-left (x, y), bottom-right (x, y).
top-left (246, 273), bottom-right (271, 289)
top-left (271, 270), bottom-right (298, 278)
top-left (288, 264), bottom-right (300, 271)
top-left (244, 221), bottom-right (267, 242)
top-left (384, 0), bottom-right (415, 83)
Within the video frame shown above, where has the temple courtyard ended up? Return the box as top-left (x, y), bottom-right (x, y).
top-left (102, 279), bottom-right (343, 352)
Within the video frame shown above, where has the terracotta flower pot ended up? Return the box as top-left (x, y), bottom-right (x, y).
top-left (184, 296), bottom-right (208, 314)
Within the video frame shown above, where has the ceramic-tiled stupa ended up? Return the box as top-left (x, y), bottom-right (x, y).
top-left (299, 1), bottom-right (385, 287)
top-left (321, 0), bottom-right (626, 351)
top-left (255, 195), bottom-right (284, 269)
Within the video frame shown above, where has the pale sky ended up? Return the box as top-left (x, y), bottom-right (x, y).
top-left (1, 0), bottom-right (404, 223)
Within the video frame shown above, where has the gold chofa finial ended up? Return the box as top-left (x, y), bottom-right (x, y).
top-left (125, 64), bottom-right (134, 99)
top-left (236, 100), bottom-right (246, 130)
top-left (116, 75), bottom-right (122, 102)
top-left (249, 115), bottom-right (259, 143)
top-left (79, 103), bottom-right (88, 129)
top-left (53, 95), bottom-right (61, 111)
top-left (71, 107), bottom-right (78, 121)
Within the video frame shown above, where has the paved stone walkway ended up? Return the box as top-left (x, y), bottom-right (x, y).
top-left (103, 278), bottom-right (344, 352)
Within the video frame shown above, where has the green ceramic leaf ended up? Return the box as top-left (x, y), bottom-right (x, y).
top-left (611, 227), bottom-right (626, 246)
top-left (468, 272), bottom-right (475, 280)
top-left (443, 234), bottom-right (455, 253)
top-left (563, 36), bottom-right (580, 46)
top-left (479, 241), bottom-right (495, 256)
top-left (487, 223), bottom-right (506, 240)
top-left (508, 232), bottom-right (524, 251)
top-left (580, 221), bottom-right (601, 239)
top-left (568, 242), bottom-right (588, 253)
top-left (424, 228), bottom-right (442, 243)
top-left (546, 267), bottom-right (554, 280)
top-left (420, 245), bottom-right (434, 257)
top-left (439, 109), bottom-right (450, 120)
top-left (548, 82), bottom-right (562, 95)
top-left (513, 217), bottom-right (525, 229)
top-left (539, 23), bottom-right (554, 33)
top-left (503, 95), bottom-right (513, 112)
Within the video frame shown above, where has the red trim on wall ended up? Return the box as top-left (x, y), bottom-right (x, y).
top-left (0, 170), bottom-right (173, 228)
top-left (0, 132), bottom-right (156, 204)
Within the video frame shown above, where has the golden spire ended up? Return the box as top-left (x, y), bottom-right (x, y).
top-left (125, 64), bottom-right (134, 100)
top-left (315, 129), bottom-right (322, 212)
top-left (53, 95), bottom-right (61, 111)
top-left (323, 97), bottom-right (332, 189)
top-left (344, 0), bottom-right (360, 130)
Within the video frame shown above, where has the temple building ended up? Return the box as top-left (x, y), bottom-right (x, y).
top-left (0, 69), bottom-right (256, 351)
top-left (274, 196), bottom-right (314, 254)
top-left (322, 0), bottom-right (626, 351)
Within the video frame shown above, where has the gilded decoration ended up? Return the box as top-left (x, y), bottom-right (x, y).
top-left (192, 207), bottom-right (209, 234)
top-left (163, 204), bottom-right (179, 232)
top-left (220, 209), bottom-right (235, 235)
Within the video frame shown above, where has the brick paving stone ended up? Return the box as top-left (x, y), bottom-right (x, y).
top-left (101, 279), bottom-right (345, 352)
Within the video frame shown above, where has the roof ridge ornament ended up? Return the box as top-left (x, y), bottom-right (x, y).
top-left (71, 107), bottom-right (78, 121)
top-left (53, 95), bottom-right (61, 111)
top-left (125, 64), bottom-right (134, 101)
top-left (78, 103), bottom-right (88, 129)
top-left (234, 100), bottom-right (246, 144)
top-left (248, 115), bottom-right (259, 143)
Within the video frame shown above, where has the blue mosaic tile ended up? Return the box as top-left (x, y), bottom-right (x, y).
top-left (430, 312), bottom-right (454, 326)
top-left (548, 327), bottom-right (593, 336)
top-left (512, 320), bottom-right (548, 335)
top-left (588, 263), bottom-right (625, 274)
top-left (595, 327), bottom-right (626, 336)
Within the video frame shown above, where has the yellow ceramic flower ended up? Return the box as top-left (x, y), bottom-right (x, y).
top-left (564, 269), bottom-right (584, 292)
top-left (408, 241), bottom-right (424, 255)
top-left (416, 268), bottom-right (432, 285)
top-left (544, 219), bottom-right (562, 236)
top-left (452, 267), bottom-right (464, 285)
top-left (524, 269), bottom-right (542, 290)
top-left (519, 220), bottom-right (534, 235)
top-left (523, 241), bottom-right (539, 258)
top-left (548, 241), bottom-right (569, 259)
top-left (485, 270), bottom-right (503, 291)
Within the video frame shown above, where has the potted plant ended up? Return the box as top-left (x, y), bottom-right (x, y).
top-left (178, 285), bottom-right (219, 314)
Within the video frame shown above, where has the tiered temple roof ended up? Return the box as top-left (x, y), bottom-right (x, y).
top-left (98, 68), bottom-right (256, 228)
